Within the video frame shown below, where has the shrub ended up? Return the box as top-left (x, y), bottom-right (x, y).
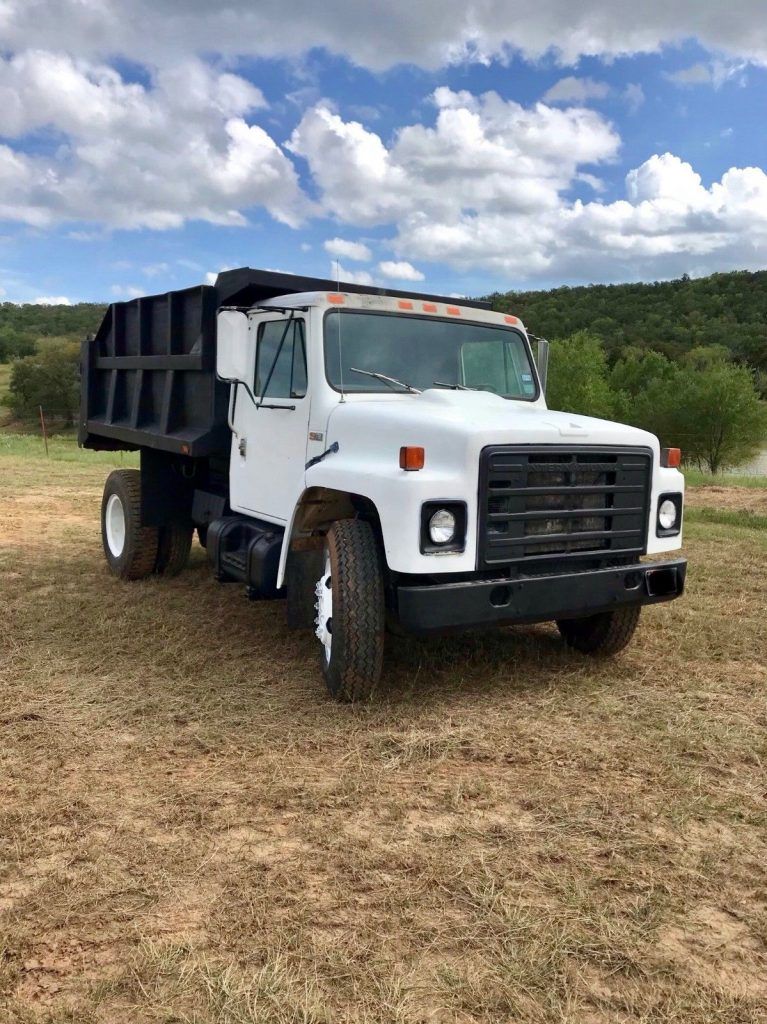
top-left (8, 340), bottom-right (81, 426)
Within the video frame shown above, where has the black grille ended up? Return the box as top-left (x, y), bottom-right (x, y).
top-left (478, 446), bottom-right (652, 568)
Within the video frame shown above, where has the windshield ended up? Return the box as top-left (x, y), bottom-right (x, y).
top-left (324, 310), bottom-right (537, 399)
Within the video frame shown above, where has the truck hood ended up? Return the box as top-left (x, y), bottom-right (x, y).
top-left (326, 388), bottom-right (658, 455)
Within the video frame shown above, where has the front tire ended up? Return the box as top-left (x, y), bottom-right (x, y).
top-left (557, 605), bottom-right (641, 656)
top-left (315, 520), bottom-right (385, 702)
top-left (101, 470), bottom-right (159, 580)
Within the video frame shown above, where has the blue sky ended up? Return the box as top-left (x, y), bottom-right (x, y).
top-left (1, 2), bottom-right (766, 304)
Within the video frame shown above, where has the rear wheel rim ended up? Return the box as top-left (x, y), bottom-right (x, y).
top-left (314, 549), bottom-right (333, 664)
top-left (105, 493), bottom-right (126, 557)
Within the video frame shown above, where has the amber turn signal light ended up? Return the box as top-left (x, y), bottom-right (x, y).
top-left (400, 446), bottom-right (425, 471)
top-left (661, 447), bottom-right (682, 468)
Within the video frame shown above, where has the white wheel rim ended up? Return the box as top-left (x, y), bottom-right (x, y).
top-left (315, 549), bottom-right (333, 664)
top-left (105, 493), bottom-right (126, 557)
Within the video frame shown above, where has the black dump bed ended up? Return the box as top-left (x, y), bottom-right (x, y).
top-left (79, 267), bottom-right (491, 457)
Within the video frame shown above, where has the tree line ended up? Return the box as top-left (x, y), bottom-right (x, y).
top-left (489, 269), bottom-right (767, 395)
top-left (488, 269), bottom-right (767, 473)
top-left (2, 273), bottom-right (767, 472)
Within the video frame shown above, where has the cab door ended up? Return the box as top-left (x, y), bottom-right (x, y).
top-left (229, 313), bottom-right (310, 523)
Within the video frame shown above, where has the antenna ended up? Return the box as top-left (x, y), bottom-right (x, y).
top-left (335, 258), bottom-right (345, 402)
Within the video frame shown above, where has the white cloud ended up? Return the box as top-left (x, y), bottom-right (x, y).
top-left (289, 89), bottom-right (620, 229)
top-left (333, 263), bottom-right (375, 286)
top-left (205, 266), bottom-right (234, 286)
top-left (110, 284), bottom-right (143, 299)
top-left (623, 83), bottom-right (645, 113)
top-left (543, 76), bottom-right (610, 104)
top-left (324, 237), bottom-right (372, 262)
top-left (666, 62), bottom-right (714, 86)
top-left (290, 91), bottom-right (767, 283)
top-left (666, 60), bottom-right (748, 88)
top-left (0, 53), bottom-right (309, 230)
top-left (142, 262), bottom-right (170, 277)
top-left (378, 260), bottom-right (425, 281)
top-left (2, 1), bottom-right (767, 70)
top-left (33, 295), bottom-right (72, 305)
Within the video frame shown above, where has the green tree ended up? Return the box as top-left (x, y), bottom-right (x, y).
top-left (546, 331), bottom-right (617, 419)
top-left (8, 340), bottom-right (81, 426)
top-left (631, 357), bottom-right (767, 474)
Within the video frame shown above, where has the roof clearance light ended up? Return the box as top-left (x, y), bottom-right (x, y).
top-left (446, 306), bottom-right (461, 316)
top-left (327, 294), bottom-right (345, 304)
top-left (505, 314), bottom-right (519, 324)
top-left (399, 446), bottom-right (425, 471)
top-left (422, 302), bottom-right (437, 313)
top-left (398, 300), bottom-right (414, 310)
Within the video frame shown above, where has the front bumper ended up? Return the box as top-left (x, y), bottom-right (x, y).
top-left (396, 559), bottom-right (687, 634)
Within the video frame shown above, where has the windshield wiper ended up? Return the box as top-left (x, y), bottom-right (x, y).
top-left (349, 367), bottom-right (421, 394)
top-left (432, 381), bottom-right (479, 391)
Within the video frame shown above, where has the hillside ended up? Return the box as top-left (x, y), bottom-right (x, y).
top-left (0, 301), bottom-right (106, 361)
top-left (3, 269), bottom-right (767, 382)
top-left (489, 270), bottom-right (767, 379)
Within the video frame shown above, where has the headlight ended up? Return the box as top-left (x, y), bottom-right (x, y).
top-left (658, 499), bottom-right (678, 531)
top-left (656, 493), bottom-right (683, 536)
top-left (429, 508), bottom-right (456, 544)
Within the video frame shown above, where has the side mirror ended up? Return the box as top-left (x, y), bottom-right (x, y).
top-left (534, 336), bottom-right (549, 395)
top-left (216, 309), bottom-right (254, 383)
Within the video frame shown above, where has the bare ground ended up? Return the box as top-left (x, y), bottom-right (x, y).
top-left (1, 453), bottom-right (766, 1023)
top-left (686, 486), bottom-right (767, 515)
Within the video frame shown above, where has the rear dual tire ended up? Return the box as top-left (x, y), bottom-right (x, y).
top-left (101, 470), bottom-right (192, 580)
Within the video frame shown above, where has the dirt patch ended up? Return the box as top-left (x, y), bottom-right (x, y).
top-left (657, 905), bottom-right (767, 999)
top-left (686, 485), bottom-right (767, 514)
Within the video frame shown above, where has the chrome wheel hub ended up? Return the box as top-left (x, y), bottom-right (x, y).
top-left (105, 493), bottom-right (126, 557)
top-left (314, 550), bottom-right (333, 663)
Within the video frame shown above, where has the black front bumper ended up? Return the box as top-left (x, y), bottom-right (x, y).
top-left (396, 559), bottom-right (687, 634)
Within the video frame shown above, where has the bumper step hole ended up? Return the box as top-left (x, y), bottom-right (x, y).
top-left (489, 585), bottom-right (511, 607)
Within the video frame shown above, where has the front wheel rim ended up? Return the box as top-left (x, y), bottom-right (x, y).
top-left (314, 549), bottom-right (333, 664)
top-left (105, 493), bottom-right (126, 557)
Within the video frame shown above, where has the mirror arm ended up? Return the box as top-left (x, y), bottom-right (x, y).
top-left (218, 376), bottom-right (259, 408)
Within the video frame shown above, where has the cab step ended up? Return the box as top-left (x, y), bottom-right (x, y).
top-left (207, 515), bottom-right (284, 599)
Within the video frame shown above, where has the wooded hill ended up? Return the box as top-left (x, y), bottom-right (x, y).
top-left (489, 269), bottom-right (767, 381)
top-left (0, 302), bottom-right (105, 361)
top-left (2, 268), bottom-right (767, 378)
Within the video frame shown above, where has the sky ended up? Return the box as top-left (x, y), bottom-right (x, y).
top-left (1, 1), bottom-right (766, 304)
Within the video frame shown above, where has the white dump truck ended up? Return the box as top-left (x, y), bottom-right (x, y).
top-left (80, 268), bottom-right (686, 700)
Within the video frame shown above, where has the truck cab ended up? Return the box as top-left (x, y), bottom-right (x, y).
top-left (80, 269), bottom-right (686, 701)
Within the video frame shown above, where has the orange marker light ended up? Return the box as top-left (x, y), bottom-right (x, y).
top-left (446, 306), bottom-right (461, 316)
top-left (398, 300), bottom-right (414, 310)
top-left (399, 446), bottom-right (425, 471)
top-left (327, 293), bottom-right (345, 304)
top-left (505, 314), bottom-right (519, 324)
top-left (422, 302), bottom-right (437, 313)
top-left (661, 447), bottom-right (682, 468)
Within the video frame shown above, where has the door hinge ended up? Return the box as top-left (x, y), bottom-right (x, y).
top-left (238, 437), bottom-right (247, 457)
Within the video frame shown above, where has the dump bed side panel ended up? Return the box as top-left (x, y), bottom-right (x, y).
top-left (79, 285), bottom-right (230, 457)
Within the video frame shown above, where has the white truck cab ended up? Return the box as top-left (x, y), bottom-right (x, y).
top-left (81, 269), bottom-right (686, 701)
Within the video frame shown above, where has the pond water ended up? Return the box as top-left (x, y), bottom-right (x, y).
top-left (728, 448), bottom-right (767, 476)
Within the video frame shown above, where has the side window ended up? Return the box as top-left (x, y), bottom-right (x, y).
top-left (256, 319), bottom-right (307, 399)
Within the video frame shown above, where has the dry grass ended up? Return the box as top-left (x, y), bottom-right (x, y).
top-left (1, 443), bottom-right (766, 1023)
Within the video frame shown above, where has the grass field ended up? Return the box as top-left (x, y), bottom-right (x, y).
top-left (1, 440), bottom-right (766, 1022)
